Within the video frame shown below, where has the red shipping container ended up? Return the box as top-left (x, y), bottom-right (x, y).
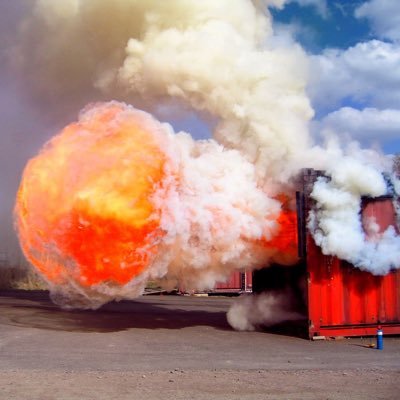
top-left (178, 270), bottom-right (252, 294)
top-left (213, 271), bottom-right (253, 292)
top-left (302, 170), bottom-right (400, 338)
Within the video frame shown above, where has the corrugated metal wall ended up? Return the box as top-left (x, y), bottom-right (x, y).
top-left (179, 270), bottom-right (252, 294)
top-left (307, 238), bottom-right (400, 337)
top-left (301, 170), bottom-right (400, 338)
top-left (214, 271), bottom-right (252, 292)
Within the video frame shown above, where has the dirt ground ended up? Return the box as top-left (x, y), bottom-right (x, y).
top-left (0, 291), bottom-right (399, 400)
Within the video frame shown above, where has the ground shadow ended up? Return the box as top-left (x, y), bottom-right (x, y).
top-left (0, 290), bottom-right (232, 333)
top-left (261, 320), bottom-right (309, 339)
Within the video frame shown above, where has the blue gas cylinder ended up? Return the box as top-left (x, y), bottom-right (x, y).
top-left (376, 326), bottom-right (383, 350)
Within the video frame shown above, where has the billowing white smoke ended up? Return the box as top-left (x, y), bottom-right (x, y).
top-left (11, 0), bottom-right (400, 311)
top-left (308, 146), bottom-right (400, 275)
top-left (156, 130), bottom-right (284, 292)
top-left (14, 0), bottom-right (313, 187)
top-left (16, 101), bottom-right (291, 309)
top-left (227, 291), bottom-right (303, 331)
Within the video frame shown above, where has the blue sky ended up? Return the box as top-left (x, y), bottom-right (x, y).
top-left (271, 0), bottom-right (400, 154)
top-left (169, 0), bottom-right (400, 155)
top-left (271, 1), bottom-right (371, 51)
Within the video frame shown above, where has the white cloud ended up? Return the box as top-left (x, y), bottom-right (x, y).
top-left (355, 0), bottom-right (400, 42)
top-left (308, 40), bottom-right (400, 112)
top-left (315, 107), bottom-right (400, 142)
top-left (272, 20), bottom-right (317, 47)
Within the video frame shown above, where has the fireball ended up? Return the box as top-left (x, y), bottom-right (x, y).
top-left (15, 101), bottom-right (300, 309)
top-left (15, 102), bottom-right (175, 292)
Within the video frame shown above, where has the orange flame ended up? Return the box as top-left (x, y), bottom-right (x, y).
top-left (15, 102), bottom-right (302, 300)
top-left (268, 210), bottom-right (298, 253)
top-left (15, 102), bottom-right (172, 287)
top-left (262, 195), bottom-right (298, 262)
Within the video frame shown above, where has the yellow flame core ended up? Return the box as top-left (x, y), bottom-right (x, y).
top-left (15, 103), bottom-right (168, 286)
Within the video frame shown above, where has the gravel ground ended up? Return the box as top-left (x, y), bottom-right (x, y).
top-left (0, 291), bottom-right (399, 400)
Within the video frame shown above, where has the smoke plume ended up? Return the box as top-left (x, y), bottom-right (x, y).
top-left (13, 0), bottom-right (312, 185)
top-left (308, 142), bottom-right (400, 275)
top-left (227, 291), bottom-right (304, 331)
top-left (15, 102), bottom-right (289, 308)
top-left (10, 0), bottom-right (400, 308)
